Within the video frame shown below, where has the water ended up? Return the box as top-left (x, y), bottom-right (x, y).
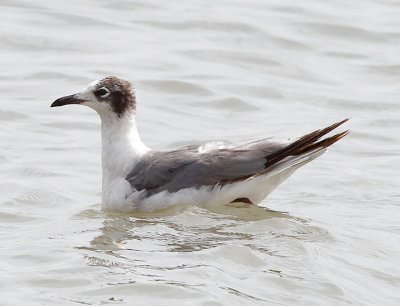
top-left (0, 0), bottom-right (399, 305)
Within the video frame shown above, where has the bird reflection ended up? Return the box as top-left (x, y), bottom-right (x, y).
top-left (78, 204), bottom-right (297, 255)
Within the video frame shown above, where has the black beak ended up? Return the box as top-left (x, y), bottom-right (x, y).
top-left (51, 94), bottom-right (86, 107)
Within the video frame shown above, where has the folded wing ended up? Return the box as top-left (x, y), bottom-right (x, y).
top-left (126, 119), bottom-right (349, 196)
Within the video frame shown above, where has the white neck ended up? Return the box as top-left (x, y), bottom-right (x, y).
top-left (99, 112), bottom-right (150, 194)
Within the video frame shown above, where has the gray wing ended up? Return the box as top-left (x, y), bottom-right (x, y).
top-left (126, 141), bottom-right (284, 196)
top-left (126, 119), bottom-right (349, 196)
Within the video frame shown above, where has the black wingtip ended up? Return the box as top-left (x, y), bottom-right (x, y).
top-left (294, 129), bottom-right (349, 155)
top-left (264, 119), bottom-right (349, 168)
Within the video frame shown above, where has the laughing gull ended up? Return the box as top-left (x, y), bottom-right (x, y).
top-left (51, 76), bottom-right (348, 212)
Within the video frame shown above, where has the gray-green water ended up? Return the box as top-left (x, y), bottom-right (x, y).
top-left (0, 0), bottom-right (399, 305)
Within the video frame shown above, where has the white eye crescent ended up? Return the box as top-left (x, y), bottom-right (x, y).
top-left (94, 87), bottom-right (110, 98)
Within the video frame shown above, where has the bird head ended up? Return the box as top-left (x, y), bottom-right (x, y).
top-left (51, 76), bottom-right (136, 118)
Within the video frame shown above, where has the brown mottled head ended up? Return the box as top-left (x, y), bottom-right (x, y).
top-left (51, 76), bottom-right (136, 118)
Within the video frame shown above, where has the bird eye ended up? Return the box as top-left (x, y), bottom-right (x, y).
top-left (94, 87), bottom-right (110, 98)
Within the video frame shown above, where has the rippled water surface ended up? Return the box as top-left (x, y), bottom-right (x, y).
top-left (1, 0), bottom-right (400, 305)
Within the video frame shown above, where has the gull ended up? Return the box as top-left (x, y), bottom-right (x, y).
top-left (51, 76), bottom-right (348, 212)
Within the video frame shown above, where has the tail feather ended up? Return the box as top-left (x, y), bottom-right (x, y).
top-left (265, 119), bottom-right (349, 169)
